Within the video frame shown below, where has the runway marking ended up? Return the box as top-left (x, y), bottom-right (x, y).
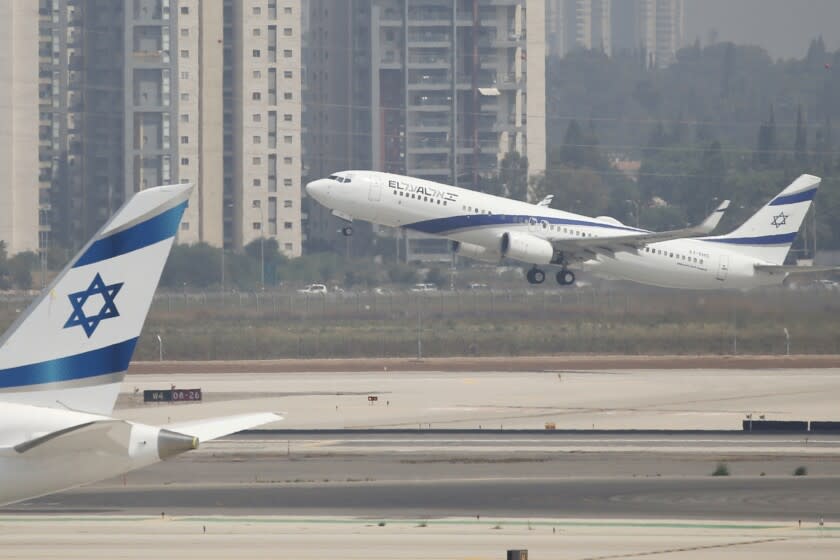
top-left (576, 537), bottom-right (789, 559)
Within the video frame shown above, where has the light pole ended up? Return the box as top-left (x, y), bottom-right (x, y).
top-left (156, 334), bottom-right (163, 361)
top-left (257, 206), bottom-right (265, 290)
top-left (221, 202), bottom-right (233, 302)
top-left (39, 208), bottom-right (49, 289)
top-left (783, 327), bottom-right (790, 356)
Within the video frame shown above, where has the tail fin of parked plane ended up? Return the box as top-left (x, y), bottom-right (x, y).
top-left (0, 184), bottom-right (192, 416)
top-left (703, 174), bottom-right (820, 265)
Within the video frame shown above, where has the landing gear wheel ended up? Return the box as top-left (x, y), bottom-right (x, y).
top-left (341, 225), bottom-right (354, 237)
top-left (526, 267), bottom-right (546, 285)
top-left (556, 269), bottom-right (576, 286)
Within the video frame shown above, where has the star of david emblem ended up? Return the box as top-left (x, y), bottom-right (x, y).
top-left (63, 273), bottom-right (124, 338)
top-left (771, 212), bottom-right (788, 229)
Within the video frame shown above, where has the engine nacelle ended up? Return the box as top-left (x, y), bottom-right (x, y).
top-left (500, 232), bottom-right (555, 265)
top-left (451, 241), bottom-right (501, 263)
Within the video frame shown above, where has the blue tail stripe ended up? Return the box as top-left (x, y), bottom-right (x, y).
top-left (0, 338), bottom-right (138, 389)
top-left (704, 232), bottom-right (797, 245)
top-left (406, 214), bottom-right (645, 235)
top-left (74, 201), bottom-right (188, 268)
top-left (769, 187), bottom-right (817, 206)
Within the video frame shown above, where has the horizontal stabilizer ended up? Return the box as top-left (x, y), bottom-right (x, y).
top-left (1, 419), bottom-right (130, 457)
top-left (167, 412), bottom-right (282, 442)
top-left (755, 264), bottom-right (840, 274)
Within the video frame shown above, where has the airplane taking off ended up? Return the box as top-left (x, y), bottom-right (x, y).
top-left (306, 171), bottom-right (830, 290)
top-left (0, 184), bottom-right (278, 507)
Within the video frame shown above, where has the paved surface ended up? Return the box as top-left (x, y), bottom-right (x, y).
top-left (117, 368), bottom-right (840, 430)
top-left (8, 431), bottom-right (840, 521)
top-left (0, 516), bottom-right (837, 559)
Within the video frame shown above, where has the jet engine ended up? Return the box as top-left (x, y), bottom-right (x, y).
top-left (451, 241), bottom-right (501, 263)
top-left (500, 232), bottom-right (555, 264)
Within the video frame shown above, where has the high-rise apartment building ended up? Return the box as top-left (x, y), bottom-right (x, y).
top-left (0, 1), bottom-right (40, 255)
top-left (548, 0), bottom-right (611, 57)
top-left (229, 0), bottom-right (302, 256)
top-left (27, 0), bottom-right (303, 259)
top-left (612, 0), bottom-right (684, 68)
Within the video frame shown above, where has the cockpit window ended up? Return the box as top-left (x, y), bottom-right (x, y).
top-left (326, 174), bottom-right (351, 183)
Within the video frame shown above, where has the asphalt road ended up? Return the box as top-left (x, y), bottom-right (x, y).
top-left (7, 430), bottom-right (840, 521)
top-left (11, 477), bottom-right (840, 521)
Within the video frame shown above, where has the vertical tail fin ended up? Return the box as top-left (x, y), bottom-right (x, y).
top-left (703, 174), bottom-right (820, 265)
top-left (0, 184), bottom-right (192, 415)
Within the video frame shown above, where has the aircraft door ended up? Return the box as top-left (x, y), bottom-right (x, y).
top-left (368, 179), bottom-right (382, 202)
top-left (716, 254), bottom-right (729, 281)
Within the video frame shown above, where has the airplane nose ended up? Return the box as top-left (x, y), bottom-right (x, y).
top-left (305, 179), bottom-right (328, 201)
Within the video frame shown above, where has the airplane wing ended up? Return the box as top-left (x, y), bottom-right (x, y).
top-left (755, 264), bottom-right (840, 274)
top-left (552, 200), bottom-right (730, 259)
top-left (0, 419), bottom-right (131, 457)
top-left (167, 412), bottom-right (282, 442)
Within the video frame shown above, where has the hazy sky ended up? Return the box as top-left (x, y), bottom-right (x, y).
top-left (685, 0), bottom-right (840, 59)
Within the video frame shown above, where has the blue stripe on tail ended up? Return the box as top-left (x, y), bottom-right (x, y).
top-left (769, 188), bottom-right (817, 206)
top-left (74, 201), bottom-right (188, 268)
top-left (0, 338), bottom-right (138, 389)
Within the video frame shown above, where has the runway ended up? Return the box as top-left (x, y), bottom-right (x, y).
top-left (8, 431), bottom-right (840, 521)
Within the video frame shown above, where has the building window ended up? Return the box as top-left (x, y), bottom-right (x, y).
top-left (252, 49), bottom-right (260, 58)
top-left (284, 200), bottom-right (293, 208)
top-left (253, 135), bottom-right (261, 144)
top-left (180, 136), bottom-right (189, 144)
top-left (284, 242), bottom-right (293, 251)
top-left (283, 157), bottom-right (292, 164)
top-left (253, 222), bottom-right (261, 230)
top-left (252, 157), bottom-right (262, 164)
top-left (253, 70), bottom-right (262, 79)
top-left (180, 6), bottom-right (189, 14)
top-left (283, 113), bottom-right (292, 122)
top-left (284, 92), bottom-right (292, 100)
top-left (180, 157), bottom-right (189, 165)
top-left (180, 71), bottom-right (189, 79)
top-left (284, 221), bottom-right (293, 229)
top-left (284, 7), bottom-right (292, 14)
top-left (283, 27), bottom-right (292, 36)
top-left (180, 50), bottom-right (189, 58)
top-left (252, 6), bottom-right (261, 15)
top-left (252, 92), bottom-right (261, 100)
top-left (252, 200), bottom-right (261, 208)
top-left (253, 178), bottom-right (261, 187)
top-left (181, 222), bottom-right (190, 230)
top-left (283, 178), bottom-right (293, 186)
top-left (180, 114), bottom-right (189, 122)
top-left (253, 28), bottom-right (261, 36)
top-left (283, 70), bottom-right (292, 78)
top-left (283, 49), bottom-right (293, 58)
top-left (253, 113), bottom-right (261, 122)
top-left (283, 135), bottom-right (292, 143)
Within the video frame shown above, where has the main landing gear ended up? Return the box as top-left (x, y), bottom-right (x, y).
top-left (526, 267), bottom-right (546, 284)
top-left (340, 225), bottom-right (354, 237)
top-left (556, 269), bottom-right (575, 286)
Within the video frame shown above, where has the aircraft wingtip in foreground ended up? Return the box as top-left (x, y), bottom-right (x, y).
top-left (0, 183), bottom-right (279, 507)
top-left (307, 171), bottom-right (835, 290)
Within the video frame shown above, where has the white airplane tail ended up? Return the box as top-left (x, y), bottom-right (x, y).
top-left (0, 184), bottom-right (192, 416)
top-left (703, 174), bottom-right (820, 265)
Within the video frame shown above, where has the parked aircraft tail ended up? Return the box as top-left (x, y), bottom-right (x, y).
top-left (0, 184), bottom-right (193, 415)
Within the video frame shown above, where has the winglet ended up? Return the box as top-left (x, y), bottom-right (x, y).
top-left (537, 194), bottom-right (554, 208)
top-left (698, 199), bottom-right (730, 233)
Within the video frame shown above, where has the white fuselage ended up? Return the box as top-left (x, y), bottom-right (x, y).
top-left (306, 171), bottom-right (783, 290)
top-left (0, 402), bottom-right (167, 506)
